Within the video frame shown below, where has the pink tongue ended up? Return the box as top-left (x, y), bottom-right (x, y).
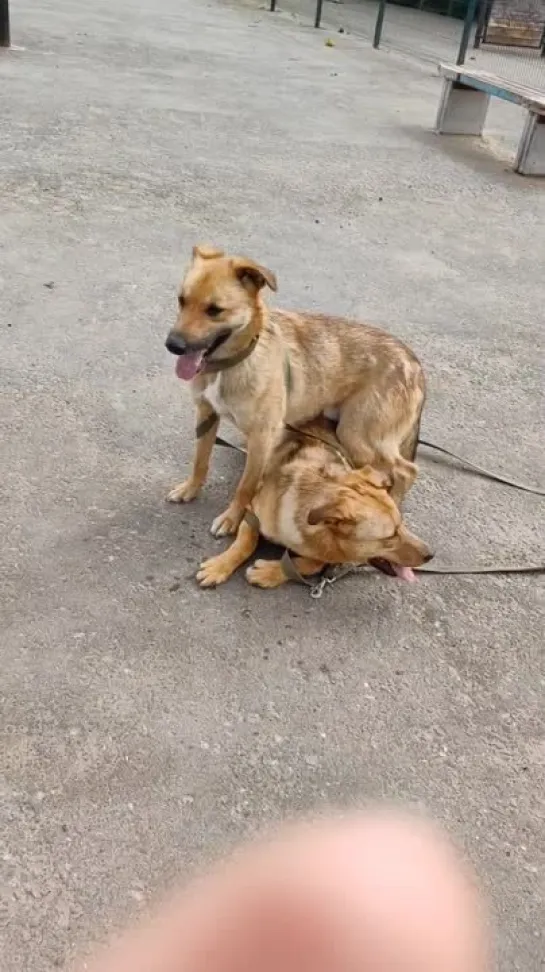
top-left (391, 565), bottom-right (416, 583)
top-left (175, 352), bottom-right (204, 381)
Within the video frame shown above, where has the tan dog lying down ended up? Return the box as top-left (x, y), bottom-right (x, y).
top-left (166, 246), bottom-right (425, 538)
top-left (196, 420), bottom-right (432, 590)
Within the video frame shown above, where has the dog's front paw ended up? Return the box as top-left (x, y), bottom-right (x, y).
top-left (196, 554), bottom-right (235, 588)
top-left (245, 559), bottom-right (286, 589)
top-left (210, 504), bottom-right (244, 537)
top-left (167, 479), bottom-right (201, 504)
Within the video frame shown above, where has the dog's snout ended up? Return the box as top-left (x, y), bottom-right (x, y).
top-left (165, 332), bottom-right (187, 356)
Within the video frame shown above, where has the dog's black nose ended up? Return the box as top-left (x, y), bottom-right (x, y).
top-left (165, 332), bottom-right (187, 356)
top-left (423, 551), bottom-right (434, 563)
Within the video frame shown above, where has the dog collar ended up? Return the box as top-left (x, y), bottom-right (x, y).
top-left (202, 336), bottom-right (259, 374)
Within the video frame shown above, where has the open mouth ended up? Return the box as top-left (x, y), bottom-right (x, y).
top-left (174, 331), bottom-right (230, 382)
top-left (369, 558), bottom-right (417, 583)
top-left (175, 351), bottom-right (205, 382)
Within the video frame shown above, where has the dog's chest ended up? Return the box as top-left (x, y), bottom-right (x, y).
top-left (201, 375), bottom-right (230, 417)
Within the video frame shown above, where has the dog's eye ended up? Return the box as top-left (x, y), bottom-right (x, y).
top-left (206, 303), bottom-right (223, 318)
top-left (178, 294), bottom-right (186, 308)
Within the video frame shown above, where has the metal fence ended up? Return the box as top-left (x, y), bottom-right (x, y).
top-left (267, 0), bottom-right (545, 89)
top-left (269, 0), bottom-right (468, 66)
top-left (476, 0), bottom-right (545, 51)
top-left (372, 0), bottom-right (467, 63)
top-left (472, 0), bottom-right (545, 86)
top-left (372, 0), bottom-right (545, 88)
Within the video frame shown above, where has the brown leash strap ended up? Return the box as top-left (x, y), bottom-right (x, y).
top-left (417, 563), bottom-right (544, 574)
top-left (283, 557), bottom-right (545, 599)
top-left (202, 337), bottom-right (259, 375)
top-left (213, 434), bottom-right (246, 451)
top-left (280, 550), bottom-right (316, 587)
top-left (418, 439), bottom-right (545, 497)
top-left (206, 430), bottom-right (545, 497)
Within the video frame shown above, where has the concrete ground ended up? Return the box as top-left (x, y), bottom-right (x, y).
top-left (1, 1), bottom-right (544, 969)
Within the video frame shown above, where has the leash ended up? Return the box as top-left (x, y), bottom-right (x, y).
top-left (210, 432), bottom-right (545, 496)
top-left (418, 439), bottom-right (545, 497)
top-left (205, 429), bottom-right (545, 592)
top-left (292, 558), bottom-right (545, 599)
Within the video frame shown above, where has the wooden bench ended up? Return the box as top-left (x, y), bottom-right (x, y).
top-left (436, 64), bottom-right (545, 176)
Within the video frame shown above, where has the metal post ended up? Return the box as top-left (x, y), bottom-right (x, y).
top-left (456, 0), bottom-right (479, 65)
top-left (269, 0), bottom-right (276, 11)
top-left (373, 0), bottom-right (387, 49)
top-left (0, 0), bottom-right (10, 48)
top-left (473, 0), bottom-right (487, 49)
top-left (314, 0), bottom-right (324, 28)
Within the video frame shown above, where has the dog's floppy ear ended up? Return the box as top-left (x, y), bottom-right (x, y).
top-left (192, 244), bottom-right (224, 261)
top-left (232, 257), bottom-right (277, 293)
top-left (308, 497), bottom-right (356, 526)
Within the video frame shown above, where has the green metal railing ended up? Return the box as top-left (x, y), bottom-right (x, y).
top-left (373, 0), bottom-right (479, 63)
top-left (0, 0), bottom-right (10, 47)
top-left (269, 0), bottom-right (324, 29)
top-left (270, 0), bottom-right (475, 37)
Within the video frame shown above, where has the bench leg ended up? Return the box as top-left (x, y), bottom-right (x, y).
top-left (515, 112), bottom-right (545, 176)
top-left (435, 79), bottom-right (490, 136)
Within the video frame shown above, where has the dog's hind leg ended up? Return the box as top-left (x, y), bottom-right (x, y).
top-left (387, 455), bottom-right (418, 505)
top-left (336, 407), bottom-right (418, 506)
top-left (388, 420), bottom-right (422, 504)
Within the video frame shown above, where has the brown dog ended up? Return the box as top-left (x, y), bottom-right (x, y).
top-left (166, 246), bottom-right (425, 537)
top-left (196, 419), bottom-right (432, 589)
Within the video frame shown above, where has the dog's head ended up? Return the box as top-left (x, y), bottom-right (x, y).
top-left (307, 467), bottom-right (432, 580)
top-left (165, 246), bottom-right (277, 381)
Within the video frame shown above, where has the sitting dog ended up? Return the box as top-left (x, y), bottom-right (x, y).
top-left (196, 419), bottom-right (432, 590)
top-left (165, 246), bottom-right (425, 537)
